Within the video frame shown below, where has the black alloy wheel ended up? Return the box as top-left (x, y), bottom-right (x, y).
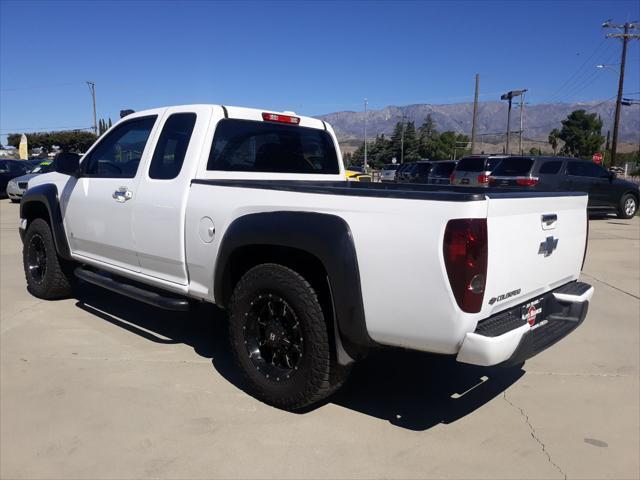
top-left (243, 293), bottom-right (304, 382)
top-left (26, 233), bottom-right (48, 284)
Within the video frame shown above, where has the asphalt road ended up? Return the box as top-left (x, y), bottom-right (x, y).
top-left (1, 199), bottom-right (638, 479)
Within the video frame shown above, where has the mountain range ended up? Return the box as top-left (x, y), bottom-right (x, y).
top-left (317, 101), bottom-right (640, 147)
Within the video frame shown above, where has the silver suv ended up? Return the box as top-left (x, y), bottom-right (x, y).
top-left (451, 155), bottom-right (506, 187)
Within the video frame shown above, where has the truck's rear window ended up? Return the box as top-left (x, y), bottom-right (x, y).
top-left (207, 119), bottom-right (339, 174)
top-left (490, 157), bottom-right (534, 176)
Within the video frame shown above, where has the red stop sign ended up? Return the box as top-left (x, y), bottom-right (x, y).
top-left (593, 152), bottom-right (603, 164)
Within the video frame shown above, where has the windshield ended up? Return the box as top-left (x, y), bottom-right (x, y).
top-left (430, 162), bottom-right (456, 176)
top-left (382, 164), bottom-right (399, 171)
top-left (490, 157), bottom-right (534, 176)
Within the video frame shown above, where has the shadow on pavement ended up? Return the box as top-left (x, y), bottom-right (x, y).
top-left (75, 282), bottom-right (524, 431)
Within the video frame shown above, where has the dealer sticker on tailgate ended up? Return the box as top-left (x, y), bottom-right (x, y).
top-left (521, 298), bottom-right (543, 327)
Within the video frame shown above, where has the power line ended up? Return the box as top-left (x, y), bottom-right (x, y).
top-left (539, 38), bottom-right (608, 104)
top-left (542, 42), bottom-right (616, 104)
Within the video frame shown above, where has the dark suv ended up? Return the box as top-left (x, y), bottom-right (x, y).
top-left (427, 160), bottom-right (458, 185)
top-left (0, 159), bottom-right (31, 198)
top-left (404, 161), bottom-right (432, 183)
top-left (489, 156), bottom-right (640, 219)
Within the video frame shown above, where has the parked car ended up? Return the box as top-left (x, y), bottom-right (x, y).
top-left (6, 160), bottom-right (55, 202)
top-left (450, 155), bottom-right (506, 187)
top-left (394, 162), bottom-right (414, 182)
top-left (345, 165), bottom-right (372, 182)
top-left (427, 161), bottom-right (458, 185)
top-left (0, 160), bottom-right (31, 198)
top-left (489, 156), bottom-right (640, 219)
top-left (21, 104), bottom-right (592, 411)
top-left (26, 159), bottom-right (43, 170)
top-left (403, 160), bottom-right (432, 183)
top-left (380, 163), bottom-right (400, 182)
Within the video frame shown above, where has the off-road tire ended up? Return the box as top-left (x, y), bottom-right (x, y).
top-left (617, 194), bottom-right (638, 219)
top-left (23, 218), bottom-right (74, 299)
top-left (228, 263), bottom-right (350, 410)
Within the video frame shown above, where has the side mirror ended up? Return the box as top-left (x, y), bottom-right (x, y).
top-left (55, 152), bottom-right (81, 177)
top-left (609, 171), bottom-right (617, 181)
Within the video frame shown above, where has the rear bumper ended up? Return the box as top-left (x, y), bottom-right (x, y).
top-left (456, 281), bottom-right (593, 367)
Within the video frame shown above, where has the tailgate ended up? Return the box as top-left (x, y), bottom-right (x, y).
top-left (483, 193), bottom-right (588, 315)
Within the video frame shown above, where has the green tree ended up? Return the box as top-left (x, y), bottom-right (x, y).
top-left (403, 122), bottom-right (420, 161)
top-left (418, 114), bottom-right (437, 142)
top-left (557, 110), bottom-right (604, 158)
top-left (548, 128), bottom-right (560, 154)
top-left (7, 130), bottom-right (97, 153)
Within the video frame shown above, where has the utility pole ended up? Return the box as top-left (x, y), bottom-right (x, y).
top-left (500, 89), bottom-right (526, 155)
top-left (86, 81), bottom-right (97, 136)
top-left (471, 73), bottom-right (480, 154)
top-left (603, 20), bottom-right (639, 166)
top-left (518, 91), bottom-right (526, 155)
top-left (363, 98), bottom-right (368, 169)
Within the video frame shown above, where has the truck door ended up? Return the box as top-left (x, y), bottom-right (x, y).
top-left (132, 106), bottom-right (211, 285)
top-left (61, 115), bottom-right (159, 272)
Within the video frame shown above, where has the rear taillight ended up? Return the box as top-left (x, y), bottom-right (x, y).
top-left (515, 177), bottom-right (539, 186)
top-left (581, 213), bottom-right (589, 270)
top-left (443, 219), bottom-right (488, 313)
top-left (262, 112), bottom-right (300, 125)
top-left (477, 174), bottom-right (490, 184)
top-left (450, 173), bottom-right (456, 183)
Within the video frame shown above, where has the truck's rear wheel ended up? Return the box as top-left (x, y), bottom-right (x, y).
top-left (228, 263), bottom-right (348, 410)
top-left (23, 218), bottom-right (74, 299)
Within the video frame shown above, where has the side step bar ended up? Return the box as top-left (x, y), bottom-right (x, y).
top-left (74, 267), bottom-right (190, 311)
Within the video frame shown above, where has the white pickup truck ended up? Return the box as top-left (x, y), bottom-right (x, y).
top-left (20, 104), bottom-right (593, 410)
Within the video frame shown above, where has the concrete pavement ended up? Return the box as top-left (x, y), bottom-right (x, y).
top-left (1, 199), bottom-right (638, 479)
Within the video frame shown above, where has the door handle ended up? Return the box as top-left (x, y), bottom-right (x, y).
top-left (112, 187), bottom-right (133, 203)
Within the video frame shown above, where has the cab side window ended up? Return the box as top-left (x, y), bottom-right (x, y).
top-left (82, 116), bottom-right (157, 178)
top-left (539, 161), bottom-right (562, 174)
top-left (567, 161), bottom-right (608, 178)
top-left (148, 113), bottom-right (197, 180)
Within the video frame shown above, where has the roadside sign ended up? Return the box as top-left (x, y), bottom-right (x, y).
top-left (592, 152), bottom-right (603, 164)
top-left (392, 157), bottom-right (397, 164)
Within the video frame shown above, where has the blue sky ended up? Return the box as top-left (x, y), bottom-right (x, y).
top-left (1, 0), bottom-right (639, 141)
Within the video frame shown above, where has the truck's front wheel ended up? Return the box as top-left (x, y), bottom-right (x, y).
top-left (228, 263), bottom-right (346, 410)
top-left (22, 218), bottom-right (74, 299)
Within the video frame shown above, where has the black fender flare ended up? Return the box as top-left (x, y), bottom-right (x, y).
top-left (214, 211), bottom-right (373, 358)
top-left (20, 183), bottom-right (72, 260)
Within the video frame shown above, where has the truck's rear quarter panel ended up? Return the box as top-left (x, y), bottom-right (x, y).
top-left (185, 183), bottom-right (488, 354)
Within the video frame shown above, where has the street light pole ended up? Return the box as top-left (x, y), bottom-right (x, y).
top-left (86, 81), bottom-right (97, 136)
top-left (471, 73), bottom-right (480, 154)
top-left (505, 96), bottom-right (512, 154)
top-left (363, 98), bottom-right (368, 169)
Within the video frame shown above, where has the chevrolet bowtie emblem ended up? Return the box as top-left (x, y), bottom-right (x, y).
top-left (538, 236), bottom-right (559, 257)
